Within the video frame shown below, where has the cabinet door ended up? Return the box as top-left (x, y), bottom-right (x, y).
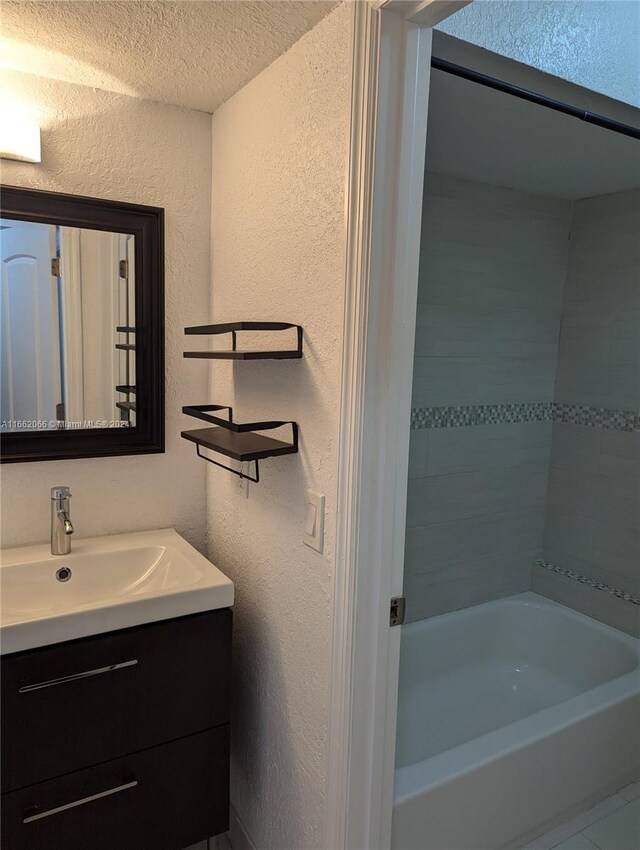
top-left (1, 725), bottom-right (230, 850)
top-left (1, 609), bottom-right (231, 791)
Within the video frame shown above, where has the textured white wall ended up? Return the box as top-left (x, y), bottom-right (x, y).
top-left (207, 4), bottom-right (352, 848)
top-left (0, 70), bottom-right (211, 552)
top-left (439, 0), bottom-right (640, 108)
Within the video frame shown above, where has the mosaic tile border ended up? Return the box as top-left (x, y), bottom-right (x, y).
top-left (553, 403), bottom-right (639, 432)
top-left (536, 558), bottom-right (640, 606)
top-left (410, 402), bottom-right (640, 432)
top-left (410, 402), bottom-right (552, 429)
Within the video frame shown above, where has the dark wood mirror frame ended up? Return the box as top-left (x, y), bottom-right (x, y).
top-left (1, 186), bottom-right (164, 463)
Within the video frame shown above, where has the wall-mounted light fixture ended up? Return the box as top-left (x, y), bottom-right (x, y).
top-left (0, 106), bottom-right (41, 163)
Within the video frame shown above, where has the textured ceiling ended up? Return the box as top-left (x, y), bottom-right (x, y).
top-left (1, 0), bottom-right (338, 113)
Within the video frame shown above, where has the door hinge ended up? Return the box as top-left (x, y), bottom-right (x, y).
top-left (51, 257), bottom-right (61, 277)
top-left (390, 596), bottom-right (405, 627)
top-left (119, 259), bottom-right (129, 279)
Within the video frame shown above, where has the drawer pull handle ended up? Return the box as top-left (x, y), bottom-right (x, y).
top-left (23, 780), bottom-right (138, 823)
top-left (19, 659), bottom-right (138, 693)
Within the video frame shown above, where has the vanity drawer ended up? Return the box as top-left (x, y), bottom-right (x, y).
top-left (1, 725), bottom-right (229, 850)
top-left (1, 608), bottom-right (231, 791)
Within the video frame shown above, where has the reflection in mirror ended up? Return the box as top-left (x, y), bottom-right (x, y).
top-left (1, 220), bottom-right (136, 432)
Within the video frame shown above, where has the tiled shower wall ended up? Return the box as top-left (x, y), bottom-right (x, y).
top-left (533, 189), bottom-right (640, 636)
top-left (406, 174), bottom-right (640, 632)
top-left (405, 173), bottom-right (571, 622)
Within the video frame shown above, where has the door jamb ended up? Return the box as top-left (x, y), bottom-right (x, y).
top-left (328, 2), bottom-right (469, 848)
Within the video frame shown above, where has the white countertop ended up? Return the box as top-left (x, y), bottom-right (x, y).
top-left (0, 528), bottom-right (234, 654)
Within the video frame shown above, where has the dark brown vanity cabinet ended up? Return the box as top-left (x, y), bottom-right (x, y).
top-left (1, 609), bottom-right (231, 850)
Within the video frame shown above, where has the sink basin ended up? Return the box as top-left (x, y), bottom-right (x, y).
top-left (0, 528), bottom-right (234, 654)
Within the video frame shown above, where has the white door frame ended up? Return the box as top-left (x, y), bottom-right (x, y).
top-left (328, 2), bottom-right (469, 848)
top-left (59, 226), bottom-right (85, 424)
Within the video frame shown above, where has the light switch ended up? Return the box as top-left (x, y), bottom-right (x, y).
top-left (306, 504), bottom-right (317, 537)
top-left (304, 489), bottom-right (325, 552)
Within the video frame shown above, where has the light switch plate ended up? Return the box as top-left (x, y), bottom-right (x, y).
top-left (304, 489), bottom-right (325, 552)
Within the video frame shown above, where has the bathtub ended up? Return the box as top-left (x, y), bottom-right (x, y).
top-left (392, 592), bottom-right (640, 850)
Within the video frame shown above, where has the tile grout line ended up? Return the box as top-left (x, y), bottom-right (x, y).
top-left (520, 792), bottom-right (630, 850)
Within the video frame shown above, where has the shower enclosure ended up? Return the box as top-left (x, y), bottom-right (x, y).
top-left (392, 46), bottom-right (640, 850)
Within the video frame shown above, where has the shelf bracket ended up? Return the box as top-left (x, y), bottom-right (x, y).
top-left (195, 444), bottom-right (260, 483)
top-left (183, 321), bottom-right (303, 360)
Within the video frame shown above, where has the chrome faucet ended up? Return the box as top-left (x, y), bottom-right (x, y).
top-left (51, 486), bottom-right (74, 555)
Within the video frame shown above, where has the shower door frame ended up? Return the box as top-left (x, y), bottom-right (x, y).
top-left (328, 2), bottom-right (468, 849)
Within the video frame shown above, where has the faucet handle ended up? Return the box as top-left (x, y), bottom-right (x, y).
top-left (51, 486), bottom-right (71, 500)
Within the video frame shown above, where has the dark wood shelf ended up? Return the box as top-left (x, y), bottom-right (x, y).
top-left (116, 385), bottom-right (136, 394)
top-left (116, 326), bottom-right (136, 333)
top-left (183, 321), bottom-right (302, 360)
top-left (181, 428), bottom-right (297, 463)
top-left (185, 321), bottom-right (296, 335)
top-left (184, 350), bottom-right (302, 360)
top-left (116, 343), bottom-right (136, 351)
top-left (116, 401), bottom-right (137, 413)
top-left (181, 404), bottom-right (298, 482)
top-left (181, 322), bottom-right (302, 480)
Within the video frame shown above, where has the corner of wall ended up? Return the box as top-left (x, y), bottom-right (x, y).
top-left (206, 4), bottom-right (354, 847)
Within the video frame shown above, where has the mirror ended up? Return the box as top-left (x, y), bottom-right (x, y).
top-left (1, 187), bottom-right (164, 462)
top-left (1, 220), bottom-right (137, 431)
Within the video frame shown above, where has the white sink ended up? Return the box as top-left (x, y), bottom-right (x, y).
top-left (0, 528), bottom-right (234, 654)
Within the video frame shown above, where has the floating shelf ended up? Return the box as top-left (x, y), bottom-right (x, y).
top-left (182, 428), bottom-right (297, 462)
top-left (116, 401), bottom-right (137, 413)
top-left (115, 343), bottom-right (136, 351)
top-left (116, 385), bottom-right (136, 394)
top-left (116, 326), bottom-right (136, 333)
top-left (183, 321), bottom-right (303, 360)
top-left (184, 350), bottom-right (299, 360)
top-left (181, 404), bottom-right (298, 483)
